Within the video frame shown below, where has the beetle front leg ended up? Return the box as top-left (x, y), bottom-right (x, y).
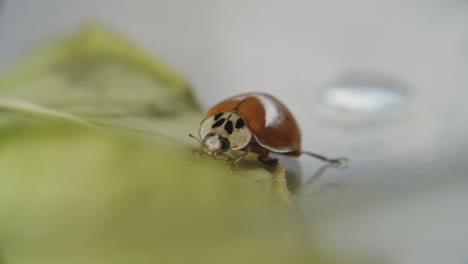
top-left (219, 153), bottom-right (233, 161)
top-left (230, 146), bottom-right (251, 173)
top-left (192, 149), bottom-right (206, 157)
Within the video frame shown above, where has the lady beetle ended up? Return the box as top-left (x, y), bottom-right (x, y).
top-left (190, 92), bottom-right (347, 170)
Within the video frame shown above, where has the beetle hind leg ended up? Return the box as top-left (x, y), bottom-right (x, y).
top-left (300, 151), bottom-right (348, 168)
top-left (257, 149), bottom-right (278, 167)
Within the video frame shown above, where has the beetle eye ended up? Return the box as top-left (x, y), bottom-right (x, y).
top-left (219, 138), bottom-right (230, 151)
top-left (203, 133), bottom-right (216, 144)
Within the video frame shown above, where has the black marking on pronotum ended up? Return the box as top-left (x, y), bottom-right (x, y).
top-left (224, 120), bottom-right (233, 134)
top-left (212, 118), bottom-right (225, 128)
top-left (214, 112), bottom-right (223, 121)
top-left (235, 119), bottom-right (245, 129)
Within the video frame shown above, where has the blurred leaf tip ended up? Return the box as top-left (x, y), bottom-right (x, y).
top-left (0, 23), bottom-right (201, 118)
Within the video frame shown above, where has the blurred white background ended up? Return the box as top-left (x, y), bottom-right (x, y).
top-left (0, 1), bottom-right (467, 263)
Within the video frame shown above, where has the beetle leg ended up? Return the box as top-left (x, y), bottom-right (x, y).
top-left (257, 149), bottom-right (278, 167)
top-left (192, 149), bottom-right (205, 157)
top-left (219, 153), bottom-right (233, 161)
top-left (230, 146), bottom-right (251, 172)
top-left (301, 151), bottom-right (348, 168)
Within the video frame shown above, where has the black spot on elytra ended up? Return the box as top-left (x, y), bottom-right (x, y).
top-left (235, 119), bottom-right (245, 129)
top-left (211, 118), bottom-right (225, 128)
top-left (214, 112), bottom-right (223, 121)
top-left (224, 120), bottom-right (233, 134)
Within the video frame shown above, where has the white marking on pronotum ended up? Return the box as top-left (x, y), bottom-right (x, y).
top-left (257, 95), bottom-right (281, 127)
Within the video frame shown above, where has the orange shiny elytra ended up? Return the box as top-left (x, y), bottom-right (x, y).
top-left (189, 92), bottom-right (347, 170)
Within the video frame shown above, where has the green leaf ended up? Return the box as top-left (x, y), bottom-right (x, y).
top-left (0, 124), bottom-right (344, 264)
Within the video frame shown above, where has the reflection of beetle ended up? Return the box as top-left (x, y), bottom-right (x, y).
top-left (190, 92), bottom-right (347, 170)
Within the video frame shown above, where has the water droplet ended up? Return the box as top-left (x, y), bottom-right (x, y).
top-left (318, 74), bottom-right (409, 123)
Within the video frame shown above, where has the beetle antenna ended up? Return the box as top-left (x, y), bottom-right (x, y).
top-left (301, 151), bottom-right (348, 169)
top-left (189, 133), bottom-right (205, 146)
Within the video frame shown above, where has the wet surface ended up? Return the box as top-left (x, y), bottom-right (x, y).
top-left (317, 73), bottom-right (409, 124)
